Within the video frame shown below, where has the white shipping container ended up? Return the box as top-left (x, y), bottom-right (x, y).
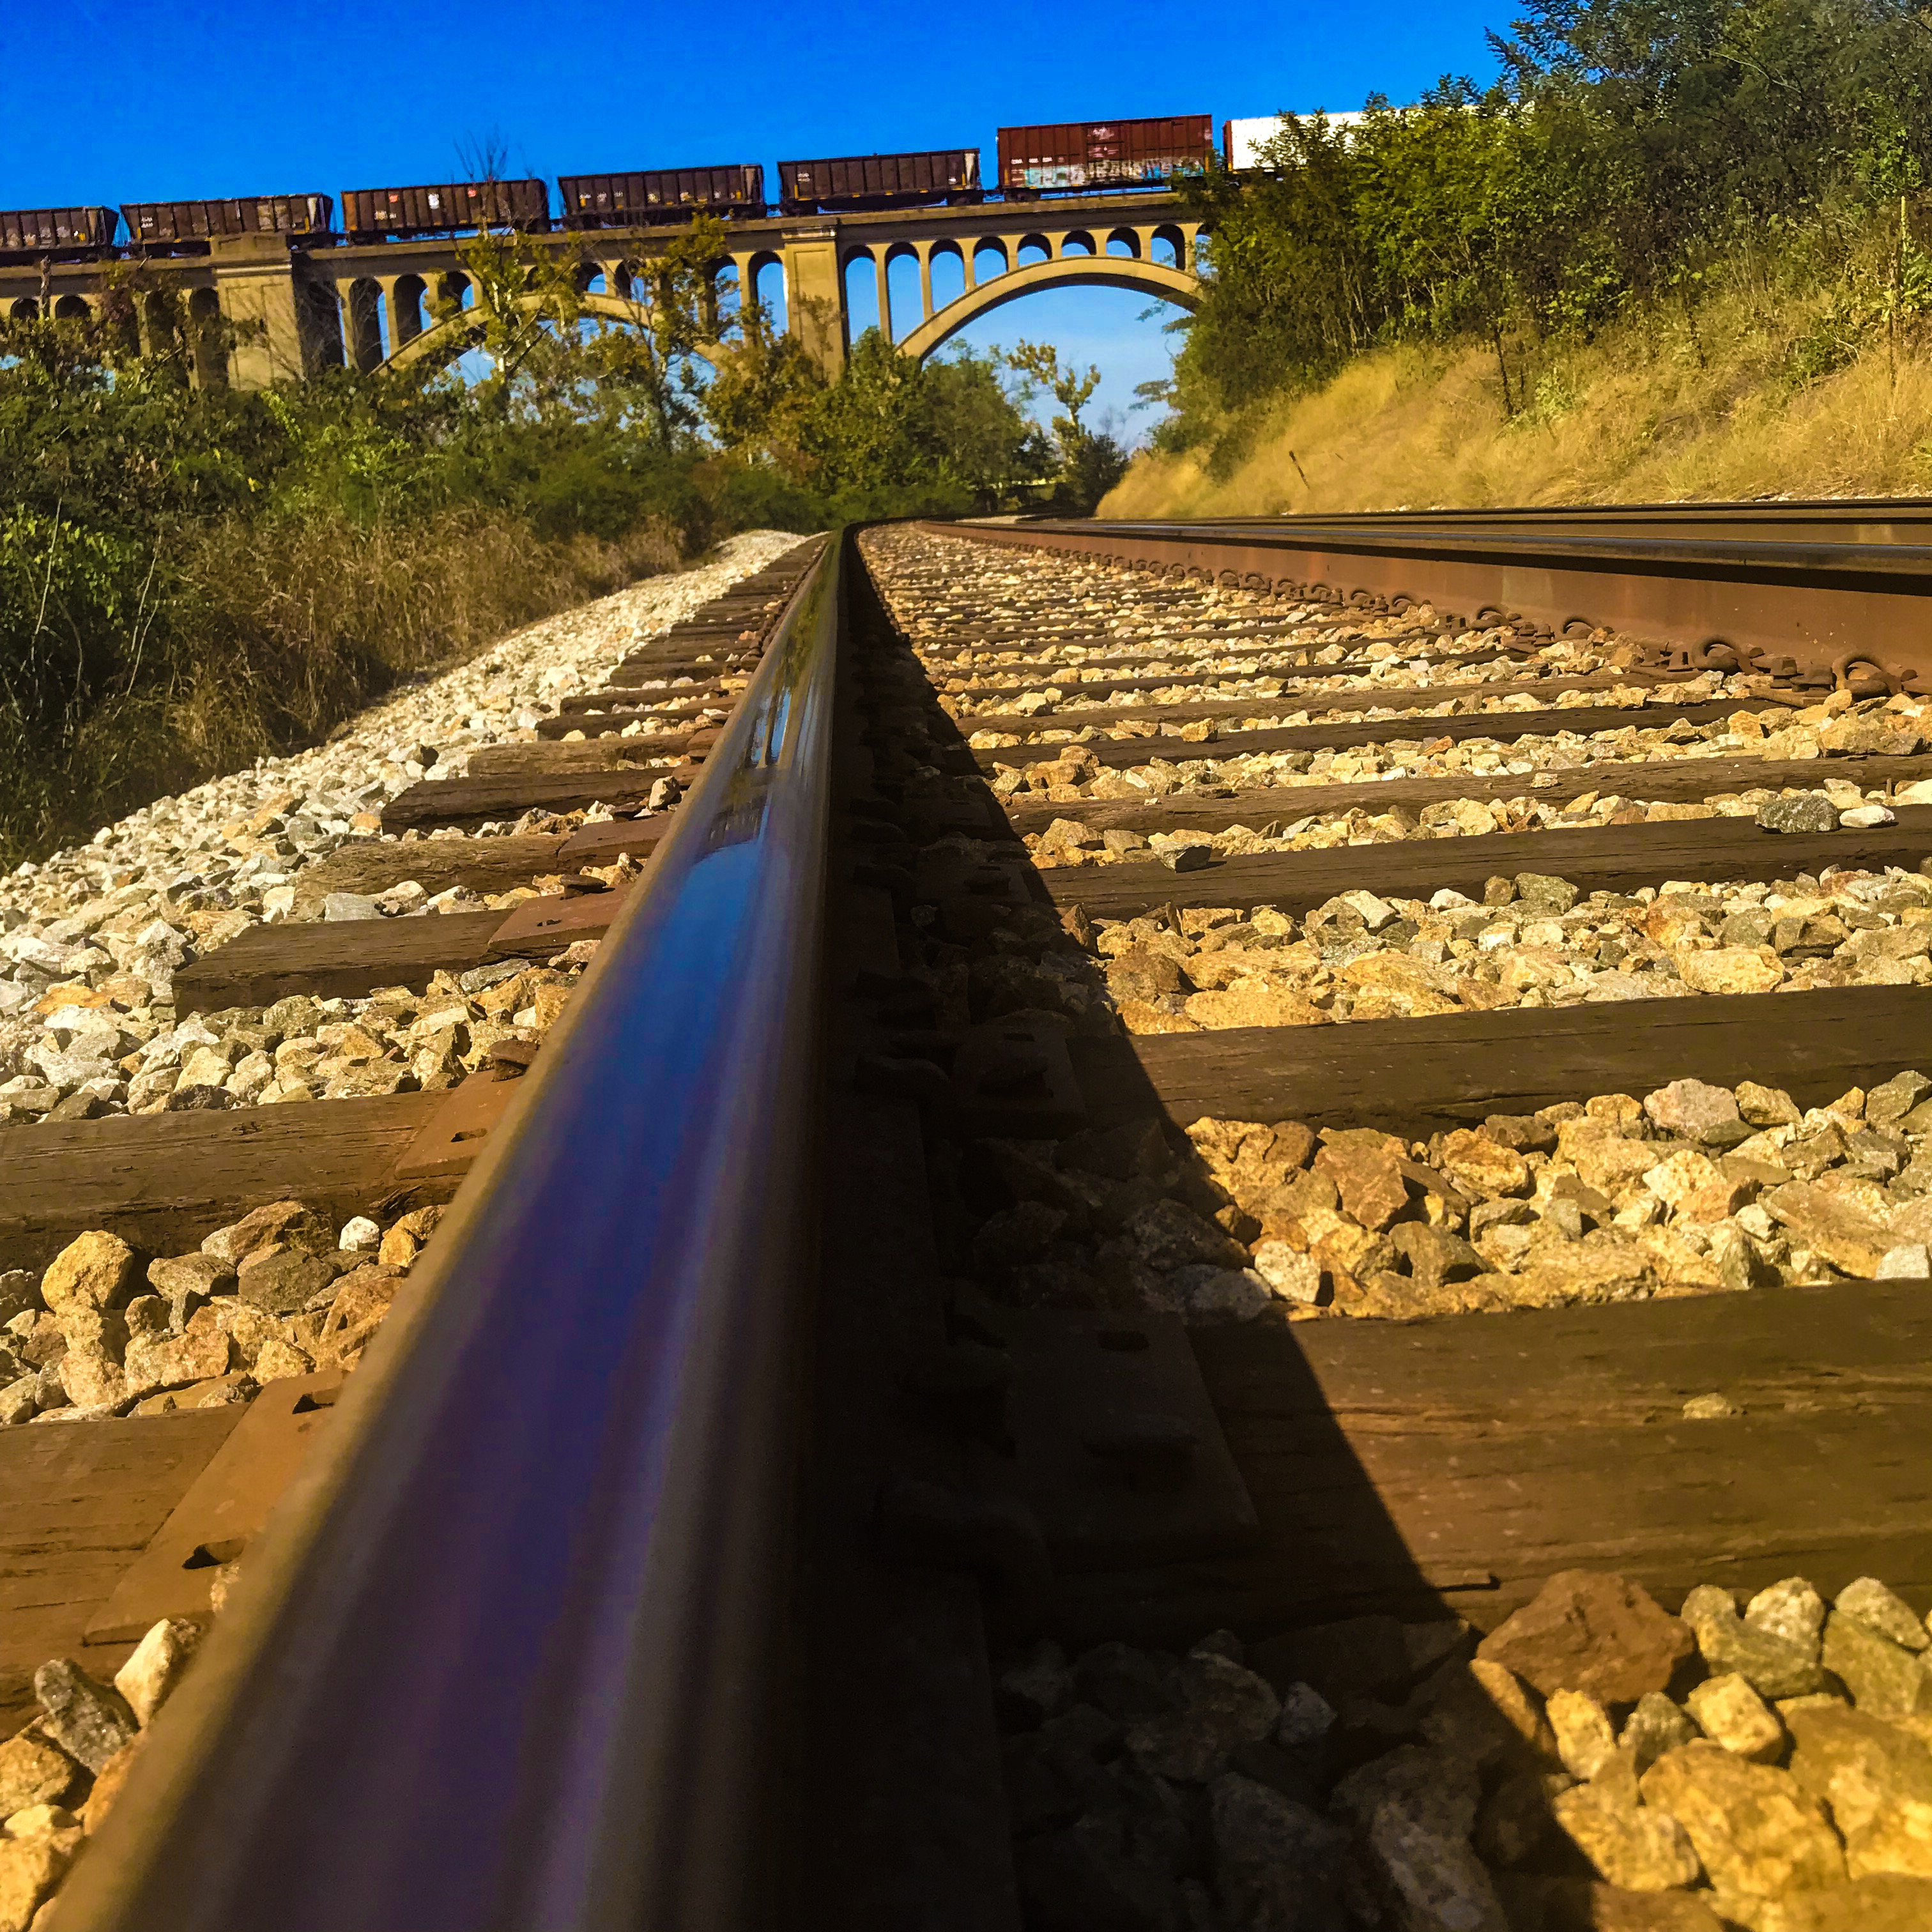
top-left (1223, 112), bottom-right (1369, 171)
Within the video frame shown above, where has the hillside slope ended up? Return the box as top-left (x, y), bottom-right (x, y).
top-left (1104, 295), bottom-right (1932, 515)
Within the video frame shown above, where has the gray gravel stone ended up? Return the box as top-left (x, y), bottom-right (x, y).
top-left (1641, 1740), bottom-right (1847, 1897)
top-left (1681, 1584), bottom-right (1828, 1699)
top-left (1551, 1779), bottom-right (1701, 1890)
top-left (1788, 1701), bottom-right (1932, 1841)
top-left (235, 1250), bottom-right (347, 1315)
top-left (1744, 1576), bottom-right (1827, 1659)
top-left (1121, 1652), bottom-right (1280, 1783)
top-left (1208, 1772), bottom-right (1347, 1930)
top-left (1331, 1744), bottom-right (1504, 1931)
top-left (1643, 1078), bottom-right (1742, 1142)
top-left (1821, 1609), bottom-right (1932, 1715)
top-left (1758, 793), bottom-right (1839, 834)
top-left (0, 1731), bottom-right (77, 1814)
top-left (1158, 844), bottom-right (1211, 873)
top-left (1836, 1576), bottom-right (1931, 1652)
top-left (1514, 871), bottom-right (1579, 912)
top-left (33, 1660), bottom-right (137, 1773)
top-left (1274, 1680), bottom-right (1337, 1756)
top-left (112, 1617), bottom-right (203, 1726)
top-left (1619, 1690), bottom-right (1700, 1772)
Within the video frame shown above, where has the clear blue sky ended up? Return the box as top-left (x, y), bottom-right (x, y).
top-left (2, 0), bottom-right (1505, 439)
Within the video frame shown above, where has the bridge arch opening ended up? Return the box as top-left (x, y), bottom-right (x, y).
top-left (842, 248), bottom-right (883, 342)
top-left (7, 297), bottom-right (36, 321)
top-left (1060, 231), bottom-right (1097, 258)
top-left (1107, 229), bottom-right (1141, 259)
top-left (1016, 235), bottom-right (1051, 266)
top-left (928, 241), bottom-right (966, 314)
top-left (885, 245), bottom-right (924, 342)
top-left (1151, 225), bottom-right (1186, 270)
top-left (142, 291), bottom-right (180, 362)
top-left (897, 274), bottom-right (1192, 463)
top-left (188, 286), bottom-right (227, 388)
top-left (973, 240), bottom-right (1009, 284)
top-left (752, 254), bottom-right (786, 331)
top-left (344, 279), bottom-right (383, 370)
top-left (392, 275), bottom-right (427, 345)
top-left (898, 247), bottom-right (1195, 360)
top-left (53, 294), bottom-right (90, 321)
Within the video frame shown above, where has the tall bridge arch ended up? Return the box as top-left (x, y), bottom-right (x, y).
top-left (891, 250), bottom-right (1199, 362)
top-left (814, 208), bottom-right (1203, 367)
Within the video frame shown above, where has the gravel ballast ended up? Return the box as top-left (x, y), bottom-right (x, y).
top-left (0, 532), bottom-right (808, 1128)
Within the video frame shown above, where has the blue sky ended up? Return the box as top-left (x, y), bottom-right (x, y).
top-left (1, 0), bottom-right (1504, 439)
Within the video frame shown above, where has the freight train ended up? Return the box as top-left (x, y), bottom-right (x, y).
top-left (0, 110), bottom-right (1243, 259)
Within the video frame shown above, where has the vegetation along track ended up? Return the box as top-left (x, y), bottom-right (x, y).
top-left (8, 510), bottom-right (1932, 1931)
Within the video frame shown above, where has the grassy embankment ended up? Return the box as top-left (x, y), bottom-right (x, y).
top-left (1106, 279), bottom-right (1932, 516)
top-left (1116, 0), bottom-right (1932, 519)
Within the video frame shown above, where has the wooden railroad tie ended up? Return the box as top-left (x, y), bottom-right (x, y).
top-left (975, 698), bottom-right (1759, 772)
top-left (1041, 806), bottom-right (1932, 921)
top-left (1000, 751), bottom-right (1932, 839)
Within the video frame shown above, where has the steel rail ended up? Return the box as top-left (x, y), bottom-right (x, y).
top-left (57, 532), bottom-right (842, 1932)
top-left (946, 510), bottom-right (1932, 684)
top-left (1062, 497), bottom-right (1932, 540)
top-left (1038, 517), bottom-right (1932, 574)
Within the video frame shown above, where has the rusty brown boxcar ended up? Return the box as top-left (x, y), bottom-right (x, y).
top-left (997, 116), bottom-right (1214, 195)
top-left (337, 180), bottom-right (549, 241)
top-left (0, 206), bottom-right (119, 255)
top-left (120, 195), bottom-right (334, 247)
top-left (776, 151), bottom-right (979, 213)
top-left (558, 166), bottom-right (765, 227)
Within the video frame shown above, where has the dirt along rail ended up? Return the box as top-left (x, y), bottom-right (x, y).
top-left (10, 513), bottom-right (1932, 1931)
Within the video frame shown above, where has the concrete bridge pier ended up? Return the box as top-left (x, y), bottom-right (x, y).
top-left (208, 233), bottom-right (342, 385)
top-left (781, 224), bottom-right (847, 377)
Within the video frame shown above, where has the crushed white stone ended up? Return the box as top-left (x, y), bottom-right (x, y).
top-left (0, 532), bottom-right (808, 1126)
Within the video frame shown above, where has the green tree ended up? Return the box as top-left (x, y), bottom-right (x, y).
top-left (702, 298), bottom-right (826, 463)
top-left (1159, 0), bottom-right (1932, 455)
top-left (796, 330), bottom-right (1046, 510)
top-left (1004, 340), bottom-right (1130, 510)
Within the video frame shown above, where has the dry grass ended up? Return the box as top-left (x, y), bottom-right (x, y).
top-left (163, 508), bottom-right (678, 769)
top-left (1106, 272), bottom-right (1932, 516)
top-left (6, 508), bottom-right (681, 862)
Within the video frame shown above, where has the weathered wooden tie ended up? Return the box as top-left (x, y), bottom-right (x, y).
top-left (1042, 807), bottom-right (1932, 920)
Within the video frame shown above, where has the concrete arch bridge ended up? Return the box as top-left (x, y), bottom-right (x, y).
top-left (353, 193), bottom-right (1204, 379)
top-left (0, 191), bottom-right (1204, 387)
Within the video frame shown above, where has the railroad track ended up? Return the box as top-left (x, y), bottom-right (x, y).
top-left (8, 512), bottom-right (1932, 1929)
